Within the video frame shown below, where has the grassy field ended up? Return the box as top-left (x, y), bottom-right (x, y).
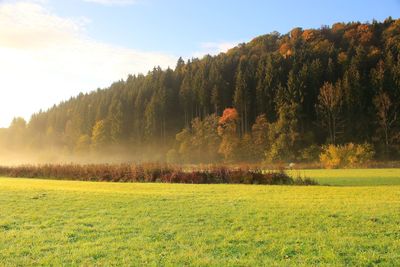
top-left (288, 168), bottom-right (400, 186)
top-left (1, 176), bottom-right (400, 266)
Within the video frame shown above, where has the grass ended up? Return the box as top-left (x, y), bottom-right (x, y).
top-left (1, 177), bottom-right (400, 266)
top-left (288, 168), bottom-right (400, 186)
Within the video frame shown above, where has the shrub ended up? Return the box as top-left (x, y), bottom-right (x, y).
top-left (0, 163), bottom-right (318, 185)
top-left (320, 143), bottom-right (374, 168)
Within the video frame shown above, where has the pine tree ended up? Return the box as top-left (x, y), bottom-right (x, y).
top-left (233, 60), bottom-right (250, 135)
top-left (108, 98), bottom-right (124, 144)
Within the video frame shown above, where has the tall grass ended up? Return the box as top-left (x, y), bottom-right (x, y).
top-left (0, 163), bottom-right (317, 185)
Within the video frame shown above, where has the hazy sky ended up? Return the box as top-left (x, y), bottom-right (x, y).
top-left (0, 0), bottom-right (399, 128)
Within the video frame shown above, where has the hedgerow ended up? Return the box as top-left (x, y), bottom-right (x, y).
top-left (0, 163), bottom-right (317, 185)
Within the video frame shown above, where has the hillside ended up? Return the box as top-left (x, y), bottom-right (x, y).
top-left (1, 17), bottom-right (400, 163)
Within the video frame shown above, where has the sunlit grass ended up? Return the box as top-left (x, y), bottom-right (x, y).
top-left (1, 177), bottom-right (399, 265)
top-left (288, 168), bottom-right (400, 186)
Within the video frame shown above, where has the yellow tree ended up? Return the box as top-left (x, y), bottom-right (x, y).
top-left (91, 120), bottom-right (110, 152)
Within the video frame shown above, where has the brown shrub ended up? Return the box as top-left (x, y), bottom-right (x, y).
top-left (0, 163), bottom-right (318, 185)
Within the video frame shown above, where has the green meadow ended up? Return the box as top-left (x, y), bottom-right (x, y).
top-left (1, 170), bottom-right (400, 266)
top-left (289, 168), bottom-right (400, 186)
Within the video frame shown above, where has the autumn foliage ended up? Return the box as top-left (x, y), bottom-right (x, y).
top-left (320, 143), bottom-right (374, 169)
top-left (218, 108), bottom-right (239, 125)
top-left (218, 108), bottom-right (240, 162)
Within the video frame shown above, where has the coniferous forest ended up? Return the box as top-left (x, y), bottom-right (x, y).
top-left (1, 18), bottom-right (400, 164)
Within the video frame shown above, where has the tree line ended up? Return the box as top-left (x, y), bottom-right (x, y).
top-left (1, 18), bottom-right (399, 163)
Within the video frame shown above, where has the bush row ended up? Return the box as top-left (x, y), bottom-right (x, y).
top-left (0, 163), bottom-right (317, 185)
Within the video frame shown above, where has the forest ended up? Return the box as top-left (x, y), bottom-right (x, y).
top-left (1, 17), bottom-right (399, 164)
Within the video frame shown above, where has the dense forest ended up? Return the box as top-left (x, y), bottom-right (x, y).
top-left (1, 18), bottom-right (400, 164)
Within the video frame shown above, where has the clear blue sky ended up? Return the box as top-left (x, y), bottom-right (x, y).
top-left (50, 0), bottom-right (400, 57)
top-left (0, 0), bottom-right (399, 127)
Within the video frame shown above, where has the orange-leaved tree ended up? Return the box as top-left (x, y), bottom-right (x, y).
top-left (218, 108), bottom-right (240, 162)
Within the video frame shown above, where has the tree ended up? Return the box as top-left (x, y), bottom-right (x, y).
top-left (373, 91), bottom-right (398, 156)
top-left (9, 117), bottom-right (27, 132)
top-left (211, 85), bottom-right (220, 115)
top-left (108, 98), bottom-right (124, 144)
top-left (8, 117), bottom-right (27, 149)
top-left (91, 120), bottom-right (110, 152)
top-left (233, 60), bottom-right (251, 135)
top-left (238, 133), bottom-right (257, 162)
top-left (265, 103), bottom-right (300, 162)
top-left (317, 81), bottom-right (344, 144)
top-left (209, 62), bottom-right (224, 115)
top-left (64, 119), bottom-right (81, 150)
top-left (75, 135), bottom-right (91, 154)
top-left (191, 114), bottom-right (221, 162)
top-left (255, 55), bottom-right (277, 119)
top-left (144, 94), bottom-right (159, 141)
top-left (251, 114), bottom-right (270, 161)
top-left (175, 114), bottom-right (221, 163)
top-left (290, 27), bottom-right (303, 39)
top-left (175, 127), bottom-right (192, 163)
top-left (342, 64), bottom-right (364, 141)
top-left (180, 68), bottom-right (194, 127)
top-left (218, 108), bottom-right (240, 162)
top-left (45, 126), bottom-right (61, 149)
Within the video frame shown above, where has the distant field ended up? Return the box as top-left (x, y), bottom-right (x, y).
top-left (288, 168), bottom-right (400, 186)
top-left (1, 178), bottom-right (399, 266)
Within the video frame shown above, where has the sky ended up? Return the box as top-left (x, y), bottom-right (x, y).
top-left (0, 0), bottom-right (399, 128)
